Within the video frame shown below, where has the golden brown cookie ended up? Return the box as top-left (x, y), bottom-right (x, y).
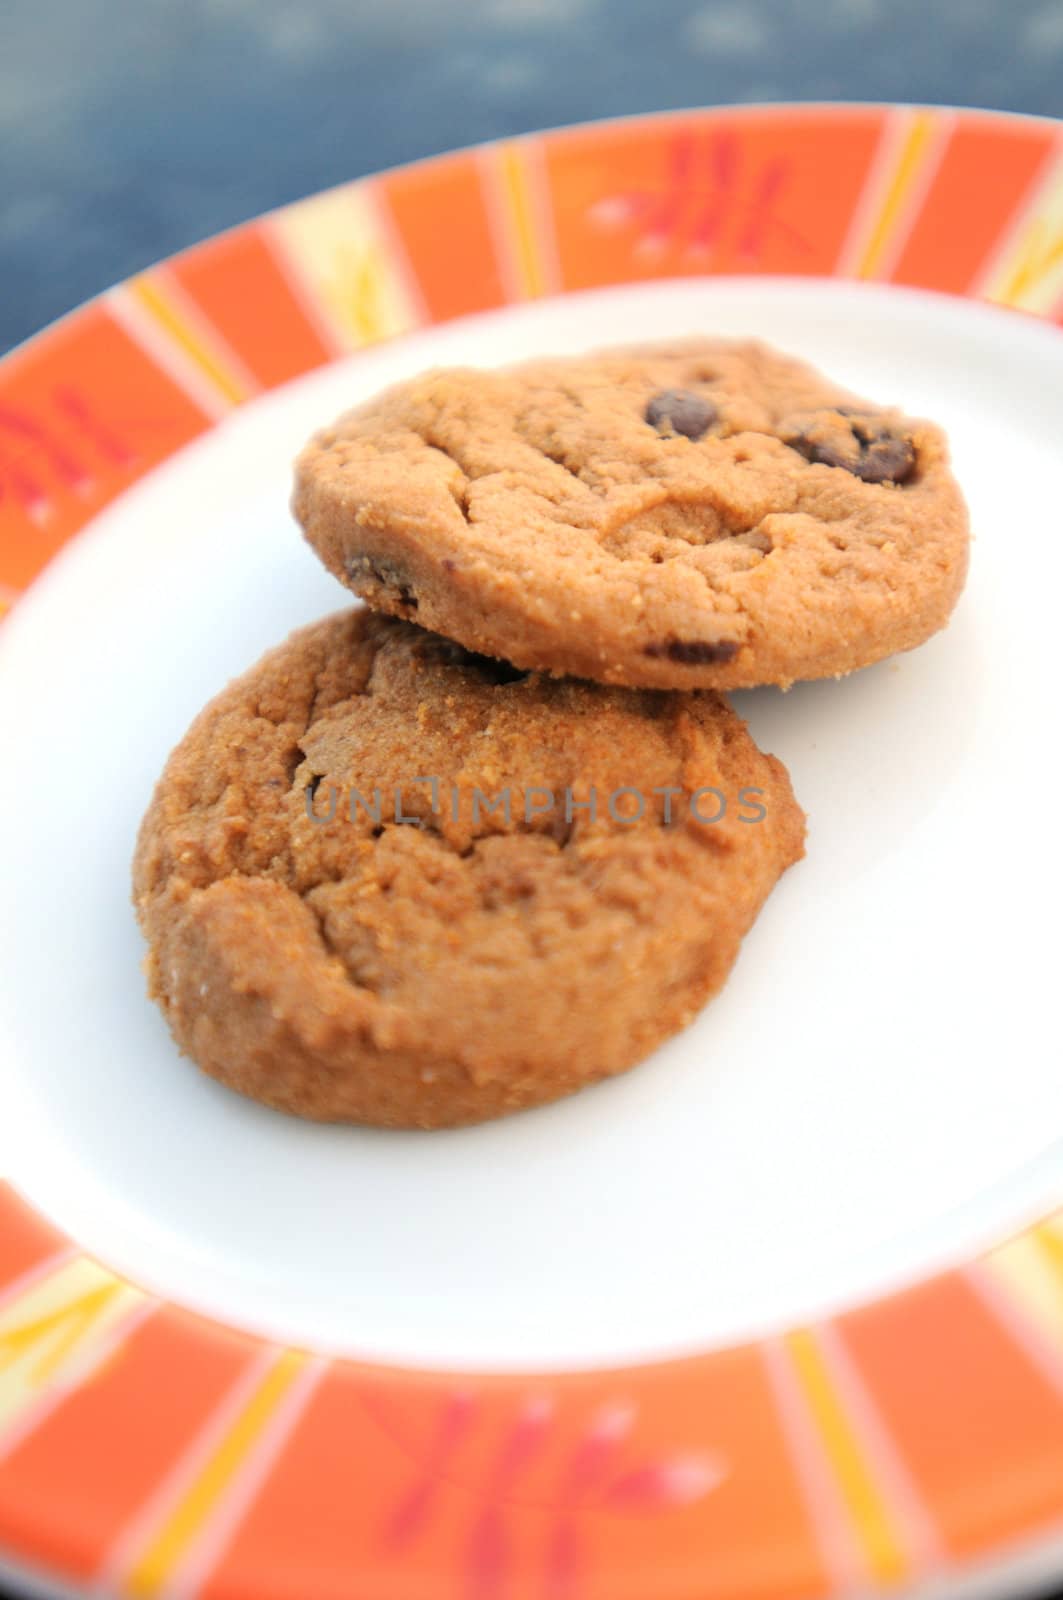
top-left (293, 339), bottom-right (969, 690)
top-left (133, 610), bottom-right (805, 1128)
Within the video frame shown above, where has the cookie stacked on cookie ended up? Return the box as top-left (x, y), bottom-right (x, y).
top-left (294, 339), bottom-right (968, 691)
top-left (133, 339), bottom-right (968, 1129)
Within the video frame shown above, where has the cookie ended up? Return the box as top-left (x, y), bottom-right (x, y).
top-left (293, 339), bottom-right (969, 690)
top-left (133, 609), bottom-right (805, 1129)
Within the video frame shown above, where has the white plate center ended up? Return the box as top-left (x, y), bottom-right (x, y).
top-left (1, 278), bottom-right (1061, 1370)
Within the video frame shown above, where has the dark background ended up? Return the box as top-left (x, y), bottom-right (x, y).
top-left (3, 1), bottom-right (1063, 1596)
top-left (3, 0), bottom-right (1063, 355)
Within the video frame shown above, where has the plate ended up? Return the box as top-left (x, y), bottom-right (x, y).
top-left (1, 103), bottom-right (1063, 1600)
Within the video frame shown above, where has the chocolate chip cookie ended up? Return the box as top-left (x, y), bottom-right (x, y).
top-left (133, 610), bottom-right (805, 1128)
top-left (293, 340), bottom-right (969, 689)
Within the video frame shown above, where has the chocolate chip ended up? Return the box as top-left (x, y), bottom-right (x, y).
top-left (644, 389), bottom-right (718, 442)
top-left (465, 654), bottom-right (529, 686)
top-left (412, 636), bottom-right (469, 668)
top-left (347, 553), bottom-right (418, 611)
top-left (412, 636), bottom-right (528, 684)
top-left (644, 639), bottom-right (738, 665)
top-left (784, 409), bottom-right (915, 485)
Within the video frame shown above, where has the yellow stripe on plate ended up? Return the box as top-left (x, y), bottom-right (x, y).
top-left (268, 184), bottom-right (421, 353)
top-left (497, 142), bottom-right (550, 300)
top-left (985, 1224), bottom-right (1063, 1351)
top-left (124, 1349), bottom-right (306, 1598)
top-left (854, 110), bottom-right (940, 280)
top-left (785, 1328), bottom-right (908, 1585)
top-left (0, 1257), bottom-right (144, 1437)
top-left (127, 275), bottom-right (251, 409)
top-left (979, 149), bottom-right (1063, 312)
top-left (997, 220), bottom-right (1063, 309)
top-left (1037, 1217), bottom-right (1063, 1273)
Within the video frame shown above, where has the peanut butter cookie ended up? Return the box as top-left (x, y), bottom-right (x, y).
top-left (134, 609), bottom-right (804, 1128)
top-left (293, 339), bottom-right (968, 689)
